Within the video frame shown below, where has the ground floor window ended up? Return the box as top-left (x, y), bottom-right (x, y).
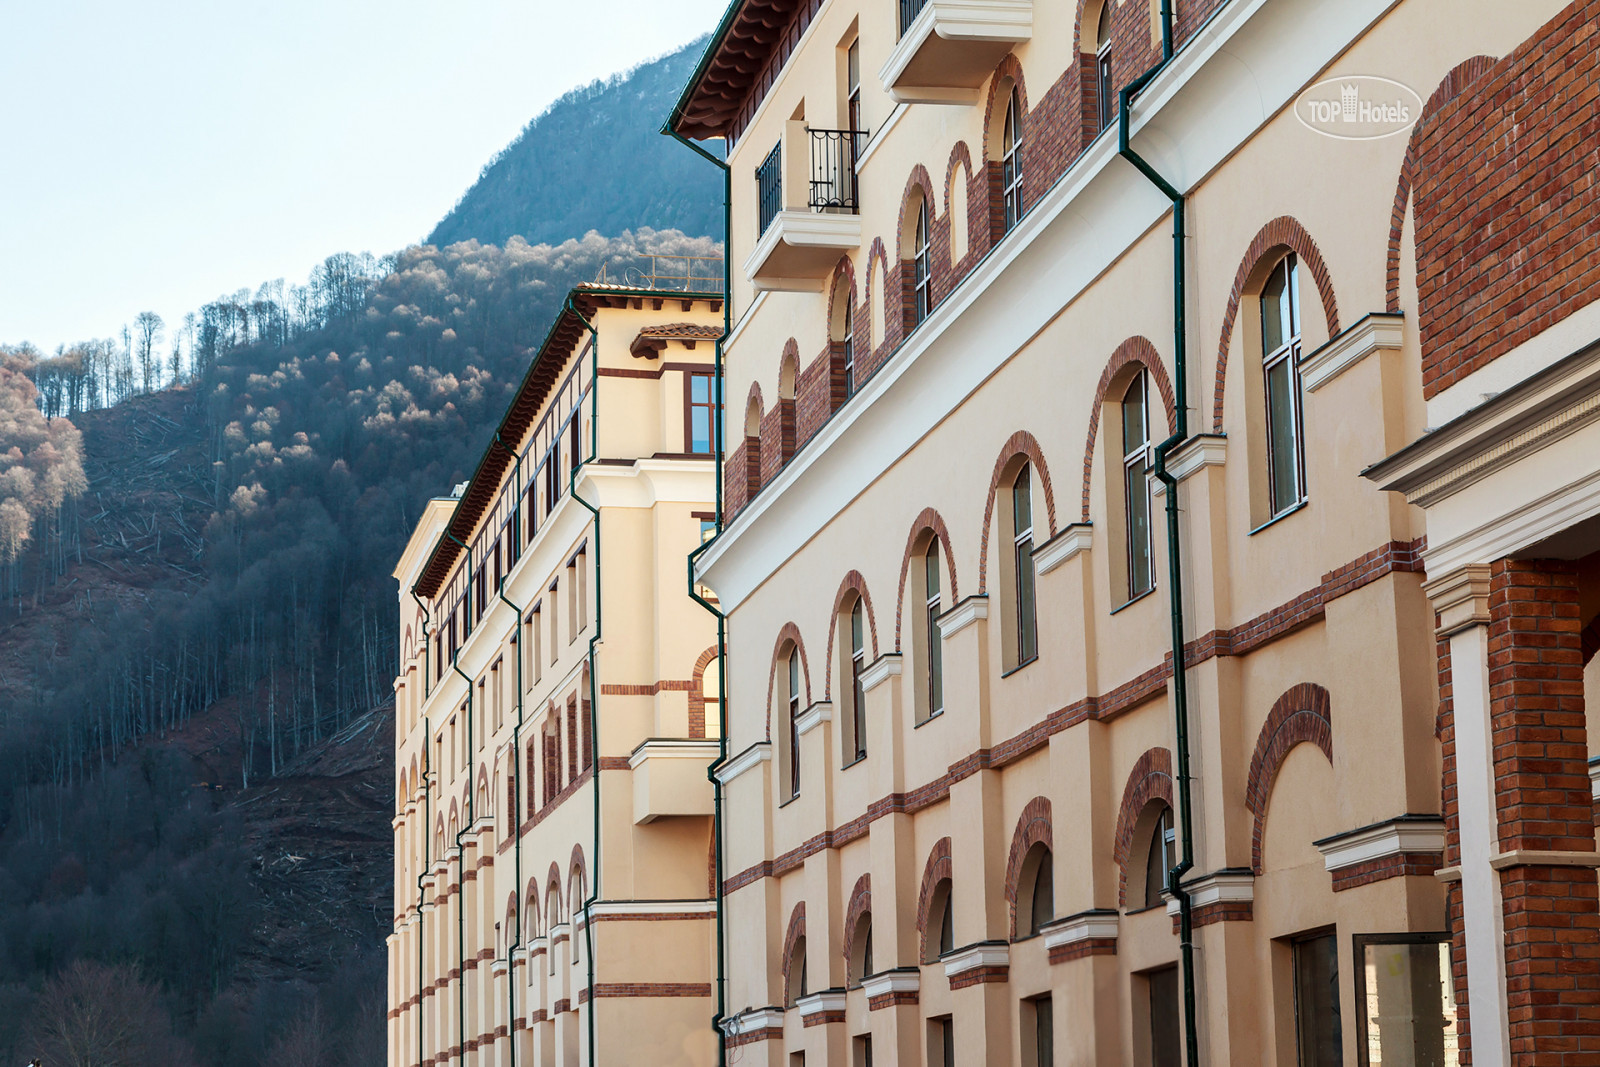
top-left (1294, 930), bottom-right (1343, 1067)
top-left (854, 1033), bottom-right (873, 1067)
top-left (1024, 994), bottom-right (1053, 1067)
top-left (929, 1015), bottom-right (954, 1067)
top-left (1353, 933), bottom-right (1458, 1067)
top-left (1148, 966), bottom-right (1181, 1067)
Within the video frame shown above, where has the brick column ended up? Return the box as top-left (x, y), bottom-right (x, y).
top-left (1485, 559), bottom-right (1600, 1064)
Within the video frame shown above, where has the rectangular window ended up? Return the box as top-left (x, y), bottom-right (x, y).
top-left (476, 680), bottom-right (486, 749)
top-left (528, 604), bottom-right (542, 684)
top-left (1001, 92), bottom-right (1024, 233)
top-left (912, 203), bottom-right (932, 325)
top-left (847, 39), bottom-right (862, 134)
top-left (491, 660), bottom-right (503, 732)
top-left (849, 601), bottom-right (867, 762)
top-left (687, 371), bottom-right (717, 454)
top-left (1121, 372), bottom-right (1153, 600)
top-left (853, 1034), bottom-right (872, 1067)
top-left (567, 555), bottom-right (581, 644)
top-left (545, 437), bottom-right (562, 513)
top-left (569, 410), bottom-right (582, 475)
top-left (1025, 994), bottom-right (1053, 1067)
top-left (1262, 255), bottom-right (1306, 517)
top-left (1353, 934), bottom-right (1456, 1067)
top-left (1294, 931), bottom-right (1344, 1067)
top-left (493, 537), bottom-right (503, 593)
top-left (1148, 965), bottom-right (1181, 1067)
top-left (757, 140), bottom-right (783, 235)
top-left (930, 1016), bottom-right (955, 1067)
top-left (787, 651), bottom-right (801, 799)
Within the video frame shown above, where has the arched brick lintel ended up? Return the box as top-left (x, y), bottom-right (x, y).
top-left (765, 622), bottom-right (813, 742)
top-left (1003, 796), bottom-right (1053, 940)
top-left (915, 837), bottom-right (954, 946)
top-left (894, 508), bottom-right (960, 651)
top-left (978, 430), bottom-right (1060, 595)
top-left (823, 571), bottom-right (882, 699)
top-left (1113, 747), bottom-right (1174, 909)
top-left (782, 901), bottom-right (807, 1005)
top-left (1080, 337), bottom-right (1178, 523)
top-left (842, 874), bottom-right (872, 972)
top-left (1245, 682), bottom-right (1334, 875)
top-left (1212, 216), bottom-right (1340, 433)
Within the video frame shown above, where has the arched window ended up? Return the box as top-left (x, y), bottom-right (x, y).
top-left (778, 347), bottom-right (798, 462)
top-left (1120, 371), bottom-right (1154, 601)
top-left (1006, 463), bottom-right (1039, 667)
top-left (914, 539), bottom-right (945, 723)
top-left (743, 392), bottom-right (762, 499)
top-left (924, 880), bottom-right (954, 963)
top-left (1142, 804), bottom-right (1176, 910)
top-left (785, 647), bottom-right (802, 800)
top-left (786, 934), bottom-right (809, 1007)
top-left (841, 597), bottom-right (868, 764)
top-left (912, 198), bottom-right (932, 326)
top-left (849, 912), bottom-right (874, 987)
top-left (1096, 2), bottom-right (1114, 131)
top-left (1261, 254), bottom-right (1306, 517)
top-left (830, 273), bottom-right (857, 406)
top-left (1018, 842), bottom-right (1054, 937)
top-left (1001, 88), bottom-right (1025, 232)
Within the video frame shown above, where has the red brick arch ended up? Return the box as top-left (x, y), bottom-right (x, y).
top-left (896, 164), bottom-right (938, 261)
top-left (826, 254), bottom-right (858, 337)
top-left (1004, 797), bottom-right (1053, 940)
top-left (568, 844), bottom-right (587, 907)
top-left (546, 861), bottom-right (563, 905)
top-left (915, 838), bottom-right (954, 950)
top-left (1113, 747), bottom-right (1174, 908)
top-left (842, 874), bottom-right (872, 974)
top-left (823, 571), bottom-right (881, 699)
top-left (1080, 337), bottom-right (1178, 522)
top-left (894, 508), bottom-right (959, 650)
top-left (863, 238), bottom-right (890, 358)
top-left (1245, 682), bottom-right (1333, 874)
top-left (1385, 56), bottom-right (1498, 313)
top-left (978, 430), bottom-right (1060, 594)
top-left (765, 622), bottom-right (813, 741)
top-left (524, 881), bottom-right (542, 936)
top-left (781, 901), bottom-right (807, 1005)
top-left (688, 643), bottom-right (719, 739)
top-left (1211, 216), bottom-right (1340, 433)
top-left (981, 53), bottom-right (1030, 163)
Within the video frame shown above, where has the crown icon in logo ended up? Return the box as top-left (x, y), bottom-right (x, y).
top-left (1340, 84), bottom-right (1359, 120)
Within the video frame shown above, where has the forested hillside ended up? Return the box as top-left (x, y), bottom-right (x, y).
top-left (428, 37), bottom-right (723, 248)
top-left (0, 226), bottom-right (719, 1066)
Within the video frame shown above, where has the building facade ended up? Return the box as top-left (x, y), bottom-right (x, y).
top-left (388, 277), bottom-right (726, 1066)
top-left (675, 1), bottom-right (1600, 1065)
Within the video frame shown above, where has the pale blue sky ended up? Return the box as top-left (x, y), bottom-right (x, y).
top-left (0, 0), bottom-right (726, 353)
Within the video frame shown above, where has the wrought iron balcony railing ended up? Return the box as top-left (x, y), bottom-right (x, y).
top-left (808, 129), bottom-right (868, 213)
top-left (757, 141), bottom-right (783, 235)
top-left (900, 0), bottom-right (929, 37)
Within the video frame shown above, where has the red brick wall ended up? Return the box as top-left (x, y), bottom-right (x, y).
top-left (1414, 1), bottom-right (1600, 398)
top-left (1486, 559), bottom-right (1600, 1062)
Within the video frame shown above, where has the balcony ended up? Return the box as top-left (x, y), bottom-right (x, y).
top-left (744, 124), bottom-right (865, 292)
top-left (880, 0), bottom-right (1034, 104)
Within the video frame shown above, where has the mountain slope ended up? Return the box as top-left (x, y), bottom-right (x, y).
top-left (428, 38), bottom-right (724, 249)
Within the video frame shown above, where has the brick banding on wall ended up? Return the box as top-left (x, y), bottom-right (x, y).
top-left (948, 965), bottom-right (1010, 990)
top-left (1212, 215), bottom-right (1339, 433)
top-left (1049, 937), bottom-right (1117, 965)
top-left (1081, 337), bottom-right (1179, 522)
top-left (1113, 748), bottom-right (1174, 908)
top-left (1329, 852), bottom-right (1444, 893)
top-left (978, 431), bottom-right (1060, 594)
top-left (1003, 796), bottom-right (1053, 939)
top-left (1245, 683), bottom-right (1334, 875)
top-left (894, 508), bottom-right (959, 650)
top-left (688, 644), bottom-right (720, 739)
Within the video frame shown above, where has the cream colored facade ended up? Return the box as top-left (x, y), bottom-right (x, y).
top-left (675, 1), bottom-right (1600, 1065)
top-left (388, 282), bottom-right (726, 1067)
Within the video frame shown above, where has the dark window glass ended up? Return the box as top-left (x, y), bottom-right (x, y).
top-left (940, 1017), bottom-right (955, 1067)
top-left (850, 600), bottom-right (866, 761)
top-left (1121, 372), bottom-right (1152, 599)
top-left (842, 294), bottom-right (856, 397)
top-left (1354, 935), bottom-right (1457, 1067)
top-left (788, 651), bottom-right (801, 799)
top-left (1035, 996), bottom-right (1054, 1067)
top-left (913, 201), bottom-right (932, 324)
top-left (1150, 966), bottom-right (1181, 1067)
top-left (1144, 805), bottom-right (1175, 910)
top-left (1096, 3), bottom-right (1114, 131)
top-left (1002, 89), bottom-right (1025, 232)
top-left (1295, 932), bottom-right (1343, 1067)
top-left (1030, 851), bottom-right (1053, 934)
top-left (925, 543), bottom-right (943, 716)
top-left (1261, 255), bottom-right (1306, 516)
top-left (1012, 465), bottom-right (1037, 663)
top-left (939, 889), bottom-right (954, 956)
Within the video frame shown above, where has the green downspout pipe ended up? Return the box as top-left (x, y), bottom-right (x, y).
top-left (490, 433), bottom-right (527, 1067)
top-left (443, 530), bottom-right (477, 1067)
top-left (562, 296), bottom-right (605, 1065)
top-left (409, 590), bottom-right (434, 1066)
top-left (662, 116), bottom-right (731, 1065)
top-left (1117, 4), bottom-right (1201, 1065)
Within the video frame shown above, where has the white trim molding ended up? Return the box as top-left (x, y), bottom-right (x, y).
top-left (861, 654), bottom-right (904, 693)
top-left (878, 0), bottom-right (1033, 105)
top-left (1033, 523), bottom-right (1092, 575)
top-left (941, 941), bottom-right (1010, 979)
top-left (1166, 869), bottom-right (1254, 917)
top-left (1166, 434), bottom-right (1228, 481)
top-left (795, 989), bottom-right (848, 1019)
top-left (1301, 312), bottom-right (1405, 393)
top-left (860, 969), bottom-right (920, 1000)
top-left (1422, 565), bottom-right (1493, 638)
top-left (627, 739), bottom-right (722, 770)
top-left (939, 595), bottom-right (989, 638)
top-left (1488, 850), bottom-right (1600, 871)
top-left (743, 211), bottom-right (862, 291)
top-left (721, 1007), bottom-right (786, 1037)
top-left (1040, 909), bottom-right (1119, 952)
top-left (714, 742), bottom-right (772, 785)
top-left (1313, 815), bottom-right (1446, 873)
top-left (1590, 757), bottom-right (1599, 802)
top-left (796, 700), bottom-right (833, 736)
top-left (583, 899), bottom-right (718, 919)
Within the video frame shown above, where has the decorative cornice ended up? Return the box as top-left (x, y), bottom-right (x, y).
top-left (1040, 909), bottom-right (1119, 949)
top-left (941, 940), bottom-right (1010, 978)
top-left (1300, 312), bottom-right (1404, 393)
top-left (1313, 815), bottom-right (1445, 872)
top-left (583, 899), bottom-right (718, 918)
top-left (1165, 434), bottom-right (1228, 481)
top-left (860, 968), bottom-right (921, 999)
top-left (1423, 565), bottom-right (1492, 637)
top-left (795, 989), bottom-right (848, 1018)
top-left (1165, 869), bottom-right (1254, 916)
top-left (878, 0), bottom-right (1033, 104)
top-left (628, 739), bottom-right (723, 770)
top-left (860, 654), bottom-right (903, 694)
top-left (1488, 850), bottom-right (1600, 871)
top-left (714, 742), bottom-right (771, 785)
top-left (721, 1007), bottom-right (786, 1036)
top-left (796, 700), bottom-right (833, 737)
top-left (1032, 523), bottom-right (1092, 576)
top-left (938, 595), bottom-right (989, 638)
